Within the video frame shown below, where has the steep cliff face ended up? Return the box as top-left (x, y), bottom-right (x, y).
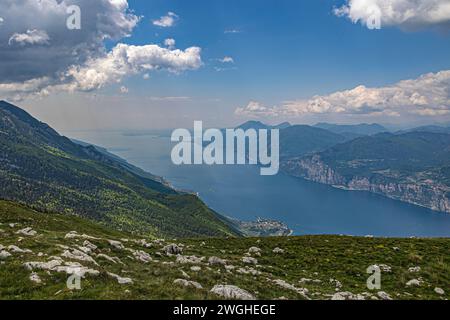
top-left (282, 156), bottom-right (450, 214)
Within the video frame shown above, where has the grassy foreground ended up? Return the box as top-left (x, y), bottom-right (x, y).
top-left (0, 200), bottom-right (448, 300)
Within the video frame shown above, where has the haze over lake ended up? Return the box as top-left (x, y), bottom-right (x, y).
top-left (66, 130), bottom-right (450, 238)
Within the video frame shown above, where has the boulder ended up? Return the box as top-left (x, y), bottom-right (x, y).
top-left (16, 227), bottom-right (37, 236)
top-left (242, 257), bottom-right (258, 265)
top-left (108, 272), bottom-right (133, 284)
top-left (210, 285), bottom-right (255, 300)
top-left (174, 279), bottom-right (203, 289)
top-left (208, 256), bottom-right (227, 266)
top-left (108, 240), bottom-right (124, 250)
top-left (163, 244), bottom-right (183, 255)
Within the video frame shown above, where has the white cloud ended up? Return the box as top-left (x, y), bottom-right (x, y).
top-left (153, 12), bottom-right (178, 28)
top-left (220, 56), bottom-right (234, 63)
top-left (224, 29), bottom-right (241, 34)
top-left (0, 17), bottom-right (4, 26)
top-left (164, 38), bottom-right (176, 49)
top-left (235, 101), bottom-right (276, 117)
top-left (63, 44), bottom-right (202, 91)
top-left (143, 73), bottom-right (150, 80)
top-left (119, 86), bottom-right (129, 94)
top-left (235, 70), bottom-right (450, 119)
top-left (8, 29), bottom-right (50, 46)
top-left (0, 2), bottom-right (203, 101)
top-left (335, 0), bottom-right (450, 30)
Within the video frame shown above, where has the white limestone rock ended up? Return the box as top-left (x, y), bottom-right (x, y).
top-left (210, 285), bottom-right (255, 300)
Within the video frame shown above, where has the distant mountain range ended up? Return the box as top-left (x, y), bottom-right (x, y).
top-left (0, 101), bottom-right (238, 238)
top-left (238, 120), bottom-right (450, 213)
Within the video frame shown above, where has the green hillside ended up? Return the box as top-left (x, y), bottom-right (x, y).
top-left (0, 101), bottom-right (238, 238)
top-left (0, 200), bottom-right (448, 300)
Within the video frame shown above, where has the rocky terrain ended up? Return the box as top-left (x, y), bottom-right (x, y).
top-left (281, 132), bottom-right (450, 214)
top-left (282, 155), bottom-right (450, 214)
top-left (1, 200), bottom-right (448, 300)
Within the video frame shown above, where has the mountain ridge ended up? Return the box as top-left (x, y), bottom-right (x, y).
top-left (0, 101), bottom-right (238, 238)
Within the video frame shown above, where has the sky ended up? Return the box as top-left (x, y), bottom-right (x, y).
top-left (0, 0), bottom-right (450, 131)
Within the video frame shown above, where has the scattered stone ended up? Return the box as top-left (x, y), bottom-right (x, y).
top-left (408, 266), bottom-right (421, 273)
top-left (434, 287), bottom-right (445, 295)
top-left (29, 273), bottom-right (42, 284)
top-left (65, 231), bottom-right (98, 240)
top-left (83, 240), bottom-right (98, 251)
top-left (177, 255), bottom-right (204, 264)
top-left (152, 239), bottom-right (165, 246)
top-left (237, 267), bottom-right (261, 276)
top-left (181, 270), bottom-right (190, 279)
top-left (271, 279), bottom-right (309, 299)
top-left (208, 256), bottom-right (227, 266)
top-left (225, 265), bottom-right (235, 271)
top-left (242, 257), bottom-right (258, 265)
top-left (190, 266), bottom-right (201, 272)
top-left (174, 279), bottom-right (203, 289)
top-left (54, 265), bottom-right (100, 277)
top-left (24, 259), bottom-right (63, 271)
top-left (331, 292), bottom-right (365, 300)
top-left (108, 240), bottom-right (124, 250)
top-left (61, 249), bottom-right (98, 265)
top-left (108, 272), bottom-right (133, 284)
top-left (97, 253), bottom-right (123, 264)
top-left (16, 227), bottom-right (37, 236)
top-left (273, 247), bottom-right (284, 254)
top-left (136, 239), bottom-right (153, 248)
top-left (329, 279), bottom-right (342, 289)
top-left (248, 247), bottom-right (261, 254)
top-left (163, 244), bottom-right (183, 255)
top-left (0, 250), bottom-right (12, 260)
top-left (7, 245), bottom-right (32, 253)
top-left (210, 285), bottom-right (255, 300)
top-left (392, 247), bottom-right (400, 251)
top-left (406, 279), bottom-right (422, 287)
top-left (377, 291), bottom-right (392, 300)
top-left (133, 250), bottom-right (152, 263)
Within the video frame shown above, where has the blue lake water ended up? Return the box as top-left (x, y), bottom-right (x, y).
top-left (64, 130), bottom-right (450, 238)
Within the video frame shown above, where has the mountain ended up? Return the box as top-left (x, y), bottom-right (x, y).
top-left (282, 132), bottom-right (450, 213)
top-left (237, 121), bottom-right (291, 131)
top-left (1, 200), bottom-right (448, 300)
top-left (235, 121), bottom-right (348, 159)
top-left (279, 125), bottom-right (347, 159)
top-left (396, 125), bottom-right (450, 135)
top-left (237, 120), bottom-right (270, 131)
top-left (314, 123), bottom-right (388, 136)
top-left (0, 101), bottom-right (238, 238)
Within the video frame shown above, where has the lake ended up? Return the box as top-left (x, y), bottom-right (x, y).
top-left (64, 129), bottom-right (450, 238)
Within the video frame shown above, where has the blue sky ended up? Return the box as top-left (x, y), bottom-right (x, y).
top-left (123, 0), bottom-right (450, 101)
top-left (1, 0), bottom-right (450, 130)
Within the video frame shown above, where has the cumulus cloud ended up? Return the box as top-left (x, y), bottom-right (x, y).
top-left (63, 44), bottom-right (202, 91)
top-left (119, 86), bottom-right (129, 94)
top-left (220, 56), bottom-right (234, 63)
top-left (8, 29), bottom-right (50, 46)
top-left (334, 0), bottom-right (450, 30)
top-left (235, 101), bottom-right (276, 117)
top-left (152, 12), bottom-right (179, 28)
top-left (235, 70), bottom-right (450, 119)
top-left (0, 1), bottom-right (202, 101)
top-left (164, 38), bottom-right (176, 49)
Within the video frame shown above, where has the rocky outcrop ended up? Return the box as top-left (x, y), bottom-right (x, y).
top-left (282, 156), bottom-right (450, 214)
